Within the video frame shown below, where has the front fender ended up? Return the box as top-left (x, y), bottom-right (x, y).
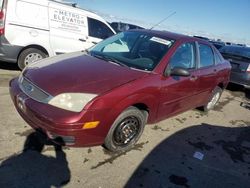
top-left (108, 93), bottom-right (159, 125)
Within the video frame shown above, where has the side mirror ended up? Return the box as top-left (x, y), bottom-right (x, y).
top-left (164, 67), bottom-right (190, 77)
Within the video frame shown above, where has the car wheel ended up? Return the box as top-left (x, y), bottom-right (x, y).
top-left (18, 48), bottom-right (47, 70)
top-left (203, 86), bottom-right (222, 112)
top-left (104, 107), bottom-right (148, 152)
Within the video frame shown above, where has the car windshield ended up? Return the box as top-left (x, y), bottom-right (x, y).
top-left (220, 46), bottom-right (250, 59)
top-left (89, 31), bottom-right (175, 71)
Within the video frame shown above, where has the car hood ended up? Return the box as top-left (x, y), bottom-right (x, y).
top-left (23, 51), bottom-right (147, 96)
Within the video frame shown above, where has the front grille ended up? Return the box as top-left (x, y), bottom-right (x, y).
top-left (19, 75), bottom-right (52, 103)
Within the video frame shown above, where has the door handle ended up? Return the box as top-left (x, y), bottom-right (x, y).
top-left (190, 75), bottom-right (198, 81)
top-left (79, 38), bottom-right (86, 42)
top-left (79, 38), bottom-right (98, 45)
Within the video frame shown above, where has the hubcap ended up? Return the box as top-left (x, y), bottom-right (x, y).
top-left (113, 116), bottom-right (140, 146)
top-left (24, 53), bottom-right (43, 65)
top-left (207, 92), bottom-right (220, 109)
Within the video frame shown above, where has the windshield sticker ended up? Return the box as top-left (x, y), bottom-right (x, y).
top-left (150, 37), bottom-right (172, 46)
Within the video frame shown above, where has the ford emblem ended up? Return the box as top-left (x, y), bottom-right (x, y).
top-left (25, 84), bottom-right (34, 92)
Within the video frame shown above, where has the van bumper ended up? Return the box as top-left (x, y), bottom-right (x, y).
top-left (0, 36), bottom-right (22, 63)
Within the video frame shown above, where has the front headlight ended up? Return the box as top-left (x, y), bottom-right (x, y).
top-left (48, 93), bottom-right (97, 112)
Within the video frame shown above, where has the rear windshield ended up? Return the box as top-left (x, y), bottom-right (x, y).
top-left (220, 46), bottom-right (250, 59)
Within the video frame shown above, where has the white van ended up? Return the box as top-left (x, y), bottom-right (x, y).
top-left (0, 0), bottom-right (115, 69)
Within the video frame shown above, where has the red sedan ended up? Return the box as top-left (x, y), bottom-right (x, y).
top-left (9, 30), bottom-right (231, 152)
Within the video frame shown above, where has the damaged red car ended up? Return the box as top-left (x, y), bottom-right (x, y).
top-left (9, 30), bottom-right (231, 152)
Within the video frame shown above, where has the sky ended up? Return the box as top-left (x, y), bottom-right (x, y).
top-left (74, 0), bottom-right (250, 45)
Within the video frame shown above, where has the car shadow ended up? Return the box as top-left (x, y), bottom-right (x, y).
top-left (125, 123), bottom-right (250, 188)
top-left (0, 61), bottom-right (20, 71)
top-left (226, 83), bottom-right (250, 100)
top-left (0, 131), bottom-right (71, 188)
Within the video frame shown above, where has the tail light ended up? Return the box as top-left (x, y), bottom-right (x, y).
top-left (0, 10), bottom-right (5, 35)
top-left (246, 64), bottom-right (250, 73)
top-left (0, 0), bottom-right (7, 36)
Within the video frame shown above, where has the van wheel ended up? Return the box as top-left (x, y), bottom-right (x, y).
top-left (203, 86), bottom-right (222, 112)
top-left (104, 107), bottom-right (148, 152)
top-left (18, 48), bottom-right (47, 70)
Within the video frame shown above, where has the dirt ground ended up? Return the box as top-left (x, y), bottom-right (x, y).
top-left (0, 62), bottom-right (250, 188)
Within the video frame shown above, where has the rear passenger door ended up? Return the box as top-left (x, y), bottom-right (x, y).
top-left (195, 42), bottom-right (218, 105)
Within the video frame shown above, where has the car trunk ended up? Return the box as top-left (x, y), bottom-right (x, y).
top-left (222, 53), bottom-right (250, 73)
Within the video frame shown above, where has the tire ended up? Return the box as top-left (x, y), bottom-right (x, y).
top-left (104, 107), bottom-right (148, 152)
top-left (203, 86), bottom-right (222, 112)
top-left (18, 48), bottom-right (47, 70)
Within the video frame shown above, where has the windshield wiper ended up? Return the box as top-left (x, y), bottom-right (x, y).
top-left (91, 53), bottom-right (129, 67)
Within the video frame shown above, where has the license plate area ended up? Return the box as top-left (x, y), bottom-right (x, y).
top-left (230, 62), bottom-right (240, 71)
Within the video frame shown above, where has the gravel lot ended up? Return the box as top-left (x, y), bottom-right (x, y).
top-left (0, 61), bottom-right (250, 188)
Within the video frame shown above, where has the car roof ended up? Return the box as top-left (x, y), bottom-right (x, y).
top-left (130, 29), bottom-right (211, 45)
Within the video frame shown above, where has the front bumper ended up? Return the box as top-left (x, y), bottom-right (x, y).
top-left (9, 78), bottom-right (113, 147)
top-left (230, 71), bottom-right (250, 89)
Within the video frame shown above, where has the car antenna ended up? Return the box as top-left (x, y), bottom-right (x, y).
top-left (149, 11), bottom-right (176, 30)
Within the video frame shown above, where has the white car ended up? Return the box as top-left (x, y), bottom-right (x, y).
top-left (0, 0), bottom-right (115, 69)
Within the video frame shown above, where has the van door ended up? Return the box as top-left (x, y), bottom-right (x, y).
top-left (86, 17), bottom-right (115, 46)
top-left (48, 2), bottom-right (89, 55)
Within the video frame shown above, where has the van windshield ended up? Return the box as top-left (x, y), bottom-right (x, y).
top-left (89, 31), bottom-right (175, 71)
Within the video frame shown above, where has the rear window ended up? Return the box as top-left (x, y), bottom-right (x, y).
top-left (214, 50), bottom-right (223, 64)
top-left (199, 44), bottom-right (214, 68)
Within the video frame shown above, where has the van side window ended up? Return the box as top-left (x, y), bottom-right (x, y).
top-left (169, 42), bottom-right (196, 69)
top-left (87, 17), bottom-right (114, 39)
top-left (199, 44), bottom-right (214, 68)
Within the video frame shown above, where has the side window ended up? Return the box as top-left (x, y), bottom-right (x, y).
top-left (169, 42), bottom-right (196, 69)
top-left (199, 44), bottom-right (214, 68)
top-left (88, 17), bottom-right (114, 39)
top-left (214, 50), bottom-right (223, 64)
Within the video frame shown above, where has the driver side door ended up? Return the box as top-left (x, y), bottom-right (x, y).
top-left (157, 42), bottom-right (200, 121)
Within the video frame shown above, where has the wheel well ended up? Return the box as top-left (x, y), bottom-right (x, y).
top-left (18, 45), bottom-right (49, 60)
top-left (132, 103), bottom-right (150, 120)
top-left (133, 103), bottom-right (149, 112)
